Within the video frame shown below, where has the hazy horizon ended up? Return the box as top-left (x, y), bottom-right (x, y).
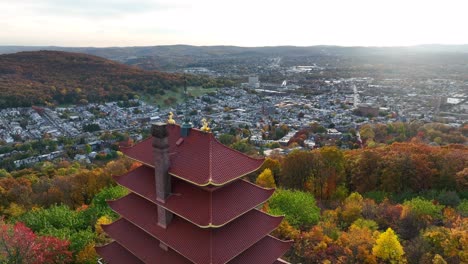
top-left (2, 0), bottom-right (468, 47)
top-left (2, 43), bottom-right (468, 49)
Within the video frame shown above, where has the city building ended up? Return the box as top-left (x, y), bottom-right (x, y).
top-left (96, 122), bottom-right (292, 263)
top-left (356, 103), bottom-right (379, 117)
top-left (248, 76), bottom-right (260, 88)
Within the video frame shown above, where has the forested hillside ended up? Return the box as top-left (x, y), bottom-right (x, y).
top-left (0, 141), bottom-right (466, 263)
top-left (0, 51), bottom-right (231, 108)
top-left (257, 143), bottom-right (468, 263)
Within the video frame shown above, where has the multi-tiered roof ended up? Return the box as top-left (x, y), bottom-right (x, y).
top-left (96, 123), bottom-right (292, 263)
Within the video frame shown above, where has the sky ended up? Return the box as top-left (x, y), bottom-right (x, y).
top-left (1, 0), bottom-right (467, 47)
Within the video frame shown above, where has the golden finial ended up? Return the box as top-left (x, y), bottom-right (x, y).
top-left (167, 112), bottom-right (176, 124)
top-left (201, 118), bottom-right (211, 132)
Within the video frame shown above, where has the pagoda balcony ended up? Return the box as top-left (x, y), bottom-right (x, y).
top-left (107, 193), bottom-right (284, 264)
top-left (114, 165), bottom-right (274, 227)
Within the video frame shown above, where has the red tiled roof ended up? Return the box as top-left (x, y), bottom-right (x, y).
top-left (107, 193), bottom-right (283, 264)
top-left (120, 125), bottom-right (264, 186)
top-left (95, 242), bottom-right (143, 264)
top-left (103, 218), bottom-right (292, 264)
top-left (101, 219), bottom-right (192, 264)
top-left (228, 235), bottom-right (293, 264)
top-left (114, 165), bottom-right (274, 227)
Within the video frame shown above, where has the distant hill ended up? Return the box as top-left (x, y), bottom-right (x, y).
top-left (0, 51), bottom-right (187, 108)
top-left (2, 44), bottom-right (468, 57)
top-left (2, 44), bottom-right (468, 71)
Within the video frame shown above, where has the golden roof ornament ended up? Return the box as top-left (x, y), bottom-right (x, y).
top-left (167, 112), bottom-right (176, 125)
top-left (200, 118), bottom-right (211, 132)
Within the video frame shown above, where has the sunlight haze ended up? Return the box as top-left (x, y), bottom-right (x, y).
top-left (1, 0), bottom-right (467, 47)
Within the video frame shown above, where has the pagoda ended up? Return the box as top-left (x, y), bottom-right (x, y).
top-left (96, 120), bottom-right (292, 264)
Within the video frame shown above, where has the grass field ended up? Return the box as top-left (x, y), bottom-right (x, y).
top-left (141, 86), bottom-right (217, 108)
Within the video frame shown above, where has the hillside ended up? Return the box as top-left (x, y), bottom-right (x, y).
top-left (2, 44), bottom-right (468, 72)
top-left (0, 51), bottom-right (185, 108)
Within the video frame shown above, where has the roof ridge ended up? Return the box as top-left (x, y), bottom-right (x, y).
top-left (209, 134), bottom-right (213, 182)
top-left (221, 210), bottom-right (285, 263)
top-left (266, 234), bottom-right (294, 244)
top-left (241, 178), bottom-right (275, 191)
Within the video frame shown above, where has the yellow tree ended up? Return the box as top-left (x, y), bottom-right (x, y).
top-left (359, 124), bottom-right (375, 142)
top-left (339, 192), bottom-right (364, 226)
top-left (432, 254), bottom-right (447, 264)
top-left (256, 168), bottom-right (276, 188)
top-left (95, 215), bottom-right (113, 245)
top-left (95, 215), bottom-right (113, 236)
top-left (338, 224), bottom-right (379, 264)
top-left (76, 243), bottom-right (98, 264)
top-left (372, 228), bottom-right (405, 263)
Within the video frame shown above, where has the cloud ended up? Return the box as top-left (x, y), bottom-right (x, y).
top-left (1, 0), bottom-right (468, 47)
top-left (18, 0), bottom-right (179, 18)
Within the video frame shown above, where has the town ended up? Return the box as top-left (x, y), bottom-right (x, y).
top-left (1, 73), bottom-right (467, 170)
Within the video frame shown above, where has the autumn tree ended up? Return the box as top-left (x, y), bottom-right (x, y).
top-left (280, 150), bottom-right (314, 189)
top-left (339, 192), bottom-right (364, 226)
top-left (292, 225), bottom-right (345, 263)
top-left (0, 221), bottom-right (72, 264)
top-left (379, 152), bottom-right (408, 193)
top-left (455, 167), bottom-right (468, 191)
top-left (270, 219), bottom-right (300, 241)
top-left (338, 223), bottom-right (379, 264)
top-left (432, 254), bottom-right (448, 264)
top-left (76, 243), bottom-right (98, 264)
top-left (346, 149), bottom-right (381, 193)
top-left (375, 199), bottom-right (403, 231)
top-left (360, 124), bottom-right (375, 142)
top-left (423, 218), bottom-right (468, 264)
top-left (258, 158), bottom-right (281, 184)
top-left (372, 228), bottom-right (405, 263)
top-left (256, 168), bottom-right (276, 188)
top-left (317, 146), bottom-right (345, 199)
top-left (95, 215), bottom-right (113, 244)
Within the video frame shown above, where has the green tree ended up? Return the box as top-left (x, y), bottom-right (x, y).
top-left (268, 189), bottom-right (320, 230)
top-left (230, 140), bottom-right (253, 153)
top-left (85, 144), bottom-right (92, 154)
top-left (218, 134), bottom-right (235, 145)
top-left (15, 204), bottom-right (95, 255)
top-left (457, 199), bottom-right (468, 217)
top-left (403, 197), bottom-right (444, 223)
top-left (0, 169), bottom-right (11, 178)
